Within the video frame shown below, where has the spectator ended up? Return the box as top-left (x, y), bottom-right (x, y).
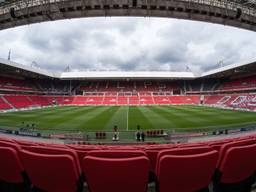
top-left (112, 125), bottom-right (119, 141)
top-left (136, 125), bottom-right (141, 141)
top-left (141, 131), bottom-right (145, 142)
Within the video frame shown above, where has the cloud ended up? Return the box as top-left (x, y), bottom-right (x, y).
top-left (0, 17), bottom-right (255, 74)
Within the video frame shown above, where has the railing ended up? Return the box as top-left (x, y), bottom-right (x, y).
top-left (1, 122), bottom-right (256, 143)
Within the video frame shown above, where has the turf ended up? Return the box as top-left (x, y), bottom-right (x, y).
top-left (0, 105), bottom-right (255, 133)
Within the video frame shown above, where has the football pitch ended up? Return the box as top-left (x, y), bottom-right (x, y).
top-left (0, 105), bottom-right (255, 133)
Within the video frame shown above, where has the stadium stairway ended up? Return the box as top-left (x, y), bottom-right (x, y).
top-left (0, 95), bottom-right (14, 110)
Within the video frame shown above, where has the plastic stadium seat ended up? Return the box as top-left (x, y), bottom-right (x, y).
top-left (14, 139), bottom-right (41, 147)
top-left (213, 144), bottom-right (256, 192)
top-left (86, 150), bottom-right (147, 158)
top-left (217, 138), bottom-right (256, 167)
top-left (40, 143), bottom-right (69, 149)
top-left (83, 156), bottom-right (149, 192)
top-left (20, 145), bottom-right (82, 176)
top-left (0, 140), bottom-right (21, 151)
top-left (145, 146), bottom-right (176, 174)
top-left (177, 142), bottom-right (208, 148)
top-left (156, 148), bottom-right (218, 192)
top-left (19, 150), bottom-right (80, 192)
top-left (0, 147), bottom-right (28, 192)
top-left (156, 146), bottom-right (214, 172)
top-left (0, 137), bottom-right (14, 142)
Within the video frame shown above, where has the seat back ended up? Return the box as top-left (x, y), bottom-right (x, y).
top-left (156, 146), bottom-right (214, 174)
top-left (219, 144), bottom-right (256, 184)
top-left (217, 138), bottom-right (256, 167)
top-left (0, 147), bottom-right (24, 183)
top-left (21, 145), bottom-right (81, 175)
top-left (19, 150), bottom-right (78, 192)
top-left (0, 140), bottom-right (21, 151)
top-left (0, 137), bottom-right (14, 142)
top-left (177, 143), bottom-right (207, 148)
top-left (145, 146), bottom-right (175, 174)
top-left (83, 156), bottom-right (149, 192)
top-left (157, 150), bottom-right (218, 192)
top-left (87, 150), bottom-right (147, 158)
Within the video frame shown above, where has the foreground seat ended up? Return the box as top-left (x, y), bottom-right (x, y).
top-left (19, 150), bottom-right (81, 192)
top-left (213, 144), bottom-right (256, 192)
top-left (216, 138), bottom-right (256, 167)
top-left (86, 150), bottom-right (147, 158)
top-left (0, 147), bottom-right (29, 192)
top-left (21, 145), bottom-right (82, 176)
top-left (83, 156), bottom-right (149, 192)
top-left (156, 148), bottom-right (218, 192)
top-left (0, 140), bottom-right (21, 151)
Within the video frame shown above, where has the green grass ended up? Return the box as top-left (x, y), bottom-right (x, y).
top-left (0, 105), bottom-right (255, 133)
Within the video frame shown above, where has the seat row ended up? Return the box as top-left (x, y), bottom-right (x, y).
top-left (0, 135), bottom-right (256, 192)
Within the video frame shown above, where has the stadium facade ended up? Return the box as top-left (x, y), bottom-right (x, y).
top-left (0, 57), bottom-right (255, 111)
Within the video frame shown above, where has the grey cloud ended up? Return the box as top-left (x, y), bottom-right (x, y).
top-left (0, 17), bottom-right (256, 74)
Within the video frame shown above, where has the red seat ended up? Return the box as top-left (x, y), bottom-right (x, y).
top-left (177, 142), bottom-right (207, 148)
top-left (0, 147), bottom-right (24, 185)
top-left (14, 140), bottom-right (39, 146)
top-left (156, 148), bottom-right (218, 192)
top-left (21, 145), bottom-right (81, 176)
top-left (0, 137), bottom-right (14, 142)
top-left (86, 150), bottom-right (146, 158)
top-left (156, 146), bottom-right (214, 173)
top-left (217, 139), bottom-right (255, 167)
top-left (19, 150), bottom-right (80, 192)
top-left (214, 144), bottom-right (256, 192)
top-left (0, 140), bottom-right (21, 151)
top-left (83, 156), bottom-right (149, 192)
top-left (145, 146), bottom-right (176, 174)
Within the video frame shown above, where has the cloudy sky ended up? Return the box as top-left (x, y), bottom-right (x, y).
top-left (0, 17), bottom-right (256, 73)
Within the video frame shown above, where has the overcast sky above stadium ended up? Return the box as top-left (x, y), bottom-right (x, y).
top-left (0, 17), bottom-right (256, 73)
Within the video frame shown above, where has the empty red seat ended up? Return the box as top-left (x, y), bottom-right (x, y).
top-left (0, 140), bottom-right (21, 151)
top-left (19, 150), bottom-right (80, 192)
top-left (217, 138), bottom-right (255, 167)
top-left (213, 144), bottom-right (256, 192)
top-left (86, 150), bottom-right (146, 158)
top-left (177, 142), bottom-right (208, 148)
top-left (83, 156), bottom-right (149, 192)
top-left (145, 145), bottom-right (176, 174)
top-left (20, 145), bottom-right (81, 176)
top-left (0, 137), bottom-right (14, 142)
top-left (156, 146), bottom-right (214, 171)
top-left (156, 148), bottom-right (218, 192)
top-left (0, 147), bottom-right (27, 192)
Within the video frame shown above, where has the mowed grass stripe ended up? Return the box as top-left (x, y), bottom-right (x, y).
top-left (48, 106), bottom-right (110, 130)
top-left (138, 106), bottom-right (177, 129)
top-left (177, 105), bottom-right (256, 124)
top-left (83, 106), bottom-right (120, 131)
top-left (128, 106), bottom-right (154, 130)
top-left (159, 105), bottom-right (219, 125)
top-left (0, 106), bottom-right (101, 130)
top-left (150, 106), bottom-right (202, 128)
top-left (159, 105), bottom-right (256, 128)
top-left (158, 105), bottom-right (236, 128)
top-left (103, 106), bottom-right (128, 131)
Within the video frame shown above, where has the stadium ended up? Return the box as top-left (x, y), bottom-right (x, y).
top-left (0, 0), bottom-right (256, 191)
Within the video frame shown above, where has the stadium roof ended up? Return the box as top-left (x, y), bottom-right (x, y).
top-left (1, 0), bottom-right (256, 32)
top-left (0, 57), bottom-right (255, 80)
top-left (59, 71), bottom-right (196, 80)
top-left (0, 58), bottom-right (58, 78)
